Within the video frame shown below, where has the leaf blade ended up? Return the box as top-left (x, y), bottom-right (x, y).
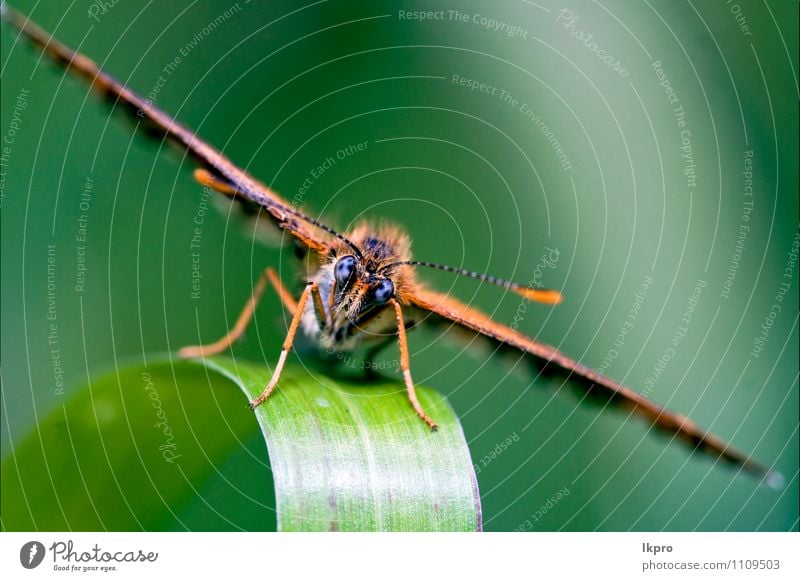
top-left (1, 360), bottom-right (275, 531)
top-left (198, 357), bottom-right (482, 532)
top-left (3, 358), bottom-right (481, 532)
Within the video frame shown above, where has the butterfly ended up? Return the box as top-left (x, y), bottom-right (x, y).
top-left (2, 4), bottom-right (780, 487)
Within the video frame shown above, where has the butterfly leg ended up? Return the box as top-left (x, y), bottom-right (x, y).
top-left (250, 282), bottom-right (316, 408)
top-left (310, 282), bottom-right (330, 329)
top-left (179, 266), bottom-right (296, 358)
top-left (390, 299), bottom-right (438, 432)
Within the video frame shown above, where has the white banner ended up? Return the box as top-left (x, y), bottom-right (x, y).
top-left (0, 532), bottom-right (797, 580)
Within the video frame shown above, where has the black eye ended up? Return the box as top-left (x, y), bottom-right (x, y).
top-left (372, 278), bottom-right (394, 304)
top-left (334, 255), bottom-right (356, 287)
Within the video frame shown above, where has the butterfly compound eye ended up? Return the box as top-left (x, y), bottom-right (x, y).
top-left (334, 255), bottom-right (357, 287)
top-left (372, 278), bottom-right (395, 305)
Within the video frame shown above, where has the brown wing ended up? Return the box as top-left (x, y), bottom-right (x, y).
top-left (1, 5), bottom-right (331, 254)
top-left (408, 287), bottom-right (782, 488)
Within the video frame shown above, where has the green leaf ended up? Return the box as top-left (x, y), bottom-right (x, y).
top-left (2, 357), bottom-right (481, 532)
top-left (198, 356), bottom-right (482, 532)
top-left (1, 359), bottom-right (275, 531)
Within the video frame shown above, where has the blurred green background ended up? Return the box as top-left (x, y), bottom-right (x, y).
top-left (1, 0), bottom-right (797, 531)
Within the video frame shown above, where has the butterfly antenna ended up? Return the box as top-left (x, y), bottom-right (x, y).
top-left (268, 199), bottom-right (363, 259)
top-left (385, 260), bottom-right (563, 304)
top-left (205, 177), bottom-right (362, 258)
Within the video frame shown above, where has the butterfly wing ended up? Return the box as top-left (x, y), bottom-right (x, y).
top-left (2, 5), bottom-right (331, 254)
top-left (407, 286), bottom-right (780, 487)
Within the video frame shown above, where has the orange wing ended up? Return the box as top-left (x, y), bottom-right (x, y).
top-left (1, 5), bottom-right (331, 254)
top-left (408, 287), bottom-right (782, 488)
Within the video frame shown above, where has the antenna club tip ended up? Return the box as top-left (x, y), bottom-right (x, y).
top-left (517, 288), bottom-right (563, 304)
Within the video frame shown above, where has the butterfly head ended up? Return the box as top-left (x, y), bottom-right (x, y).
top-left (327, 223), bottom-right (414, 323)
